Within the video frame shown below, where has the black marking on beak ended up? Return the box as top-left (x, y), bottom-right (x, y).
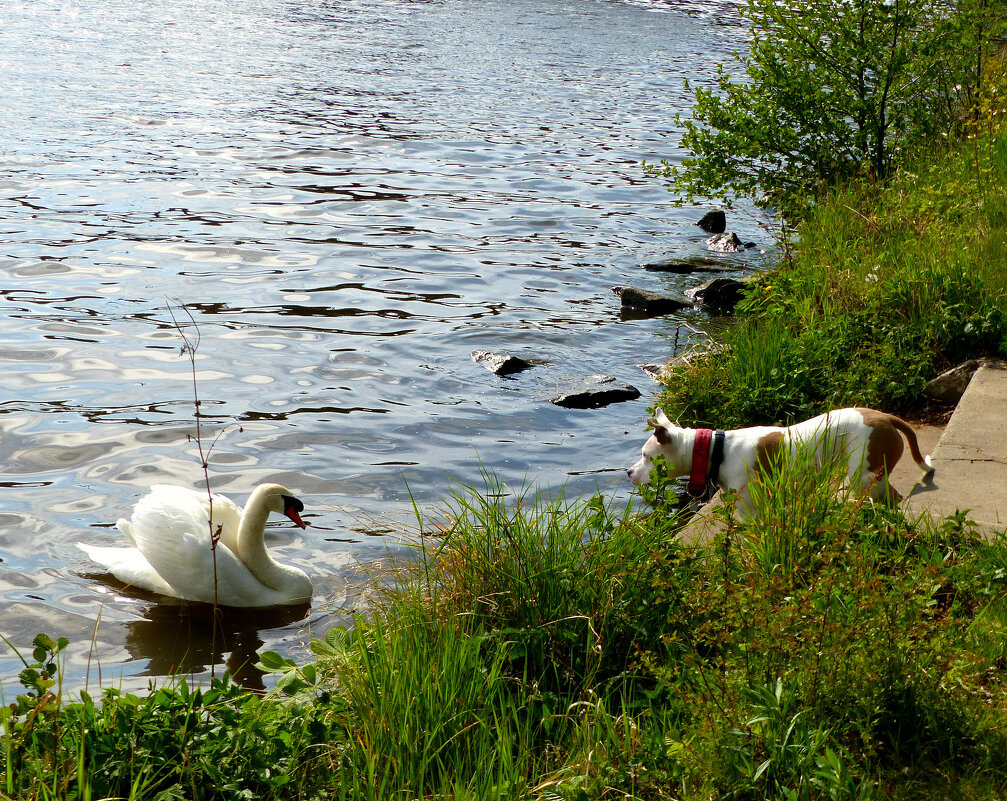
top-left (282, 495), bottom-right (307, 529)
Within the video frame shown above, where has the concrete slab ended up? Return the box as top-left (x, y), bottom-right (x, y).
top-left (906, 363), bottom-right (1007, 534)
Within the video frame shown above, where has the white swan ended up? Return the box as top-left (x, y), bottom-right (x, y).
top-left (78, 483), bottom-right (313, 608)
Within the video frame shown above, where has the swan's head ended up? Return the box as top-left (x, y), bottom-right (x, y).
top-left (257, 484), bottom-right (307, 529)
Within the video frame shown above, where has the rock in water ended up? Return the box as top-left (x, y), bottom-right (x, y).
top-left (706, 232), bottom-right (746, 253)
top-left (643, 256), bottom-right (734, 274)
top-left (611, 286), bottom-right (692, 318)
top-left (697, 209), bottom-right (726, 234)
top-left (472, 350), bottom-right (534, 376)
top-left (692, 276), bottom-right (750, 313)
top-left (550, 375), bottom-right (641, 409)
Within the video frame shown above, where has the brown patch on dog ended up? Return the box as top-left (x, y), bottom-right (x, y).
top-left (654, 426), bottom-right (671, 445)
top-left (755, 431), bottom-right (785, 476)
top-left (857, 408), bottom-right (905, 476)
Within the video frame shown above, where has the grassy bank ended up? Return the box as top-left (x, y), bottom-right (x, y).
top-left (657, 72), bottom-right (1007, 428)
top-left (7, 462), bottom-right (1007, 799)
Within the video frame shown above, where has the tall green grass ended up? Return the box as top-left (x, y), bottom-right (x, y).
top-left (419, 475), bottom-right (696, 697)
top-left (321, 606), bottom-right (537, 800)
top-left (8, 463), bottom-right (1007, 798)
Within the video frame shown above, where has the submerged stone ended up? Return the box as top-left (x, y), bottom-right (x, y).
top-left (550, 375), bottom-right (641, 409)
top-left (472, 350), bottom-right (534, 376)
top-left (642, 255), bottom-right (736, 274)
top-left (612, 285), bottom-right (692, 319)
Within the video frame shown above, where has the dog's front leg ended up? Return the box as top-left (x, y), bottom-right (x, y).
top-left (731, 484), bottom-right (755, 521)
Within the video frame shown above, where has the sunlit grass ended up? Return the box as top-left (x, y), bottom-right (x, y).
top-left (7, 461), bottom-right (1007, 798)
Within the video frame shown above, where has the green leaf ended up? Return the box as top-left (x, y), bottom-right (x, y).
top-left (256, 650), bottom-right (295, 672)
top-left (276, 672), bottom-right (308, 696)
top-left (32, 633), bottom-right (56, 651)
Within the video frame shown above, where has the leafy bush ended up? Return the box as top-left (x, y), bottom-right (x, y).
top-left (654, 0), bottom-right (1007, 217)
top-left (1, 655), bottom-right (334, 800)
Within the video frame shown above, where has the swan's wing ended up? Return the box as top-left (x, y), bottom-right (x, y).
top-left (78, 541), bottom-right (283, 605)
top-left (77, 543), bottom-right (179, 597)
top-left (123, 486), bottom-right (234, 599)
top-left (144, 486), bottom-right (243, 543)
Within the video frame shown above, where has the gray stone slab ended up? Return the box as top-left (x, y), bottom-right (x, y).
top-left (906, 363), bottom-right (1007, 533)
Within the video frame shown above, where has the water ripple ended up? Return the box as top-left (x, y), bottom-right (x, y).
top-left (0, 0), bottom-right (767, 688)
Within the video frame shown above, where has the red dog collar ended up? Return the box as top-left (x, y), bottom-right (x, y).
top-left (688, 428), bottom-right (714, 495)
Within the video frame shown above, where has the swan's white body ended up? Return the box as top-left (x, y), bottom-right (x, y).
top-left (79, 483), bottom-right (313, 608)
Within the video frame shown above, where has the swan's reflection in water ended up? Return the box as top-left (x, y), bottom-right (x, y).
top-left (124, 602), bottom-right (311, 692)
top-left (125, 601), bottom-right (313, 691)
top-left (86, 574), bottom-right (311, 692)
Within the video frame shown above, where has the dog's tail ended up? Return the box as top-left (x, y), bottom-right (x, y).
top-left (890, 415), bottom-right (935, 478)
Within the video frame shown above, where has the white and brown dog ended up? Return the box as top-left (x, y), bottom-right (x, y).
top-left (628, 407), bottom-right (934, 516)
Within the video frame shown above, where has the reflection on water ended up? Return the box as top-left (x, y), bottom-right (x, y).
top-left (0, 0), bottom-right (769, 688)
top-left (122, 601), bottom-right (313, 691)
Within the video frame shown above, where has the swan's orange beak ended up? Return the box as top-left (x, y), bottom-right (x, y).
top-left (282, 496), bottom-right (307, 529)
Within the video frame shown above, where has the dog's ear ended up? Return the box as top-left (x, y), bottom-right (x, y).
top-left (653, 425), bottom-right (671, 445)
top-left (654, 408), bottom-right (673, 428)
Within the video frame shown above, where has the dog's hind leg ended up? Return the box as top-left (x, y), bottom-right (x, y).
top-left (865, 468), bottom-right (902, 506)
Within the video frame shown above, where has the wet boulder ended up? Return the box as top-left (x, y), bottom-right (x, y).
top-left (550, 375), bottom-right (641, 409)
top-left (472, 350), bottom-right (534, 376)
top-left (642, 255), bottom-right (735, 274)
top-left (706, 232), bottom-right (756, 253)
top-left (690, 276), bottom-right (751, 313)
top-left (697, 209), bottom-right (726, 234)
top-left (612, 285), bottom-right (692, 319)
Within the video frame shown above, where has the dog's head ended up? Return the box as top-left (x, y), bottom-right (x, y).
top-left (627, 408), bottom-right (691, 485)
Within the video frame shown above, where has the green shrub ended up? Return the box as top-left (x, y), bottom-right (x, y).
top-left (654, 0), bottom-right (1007, 217)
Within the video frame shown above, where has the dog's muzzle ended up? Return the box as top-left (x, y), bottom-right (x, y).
top-left (627, 458), bottom-right (651, 485)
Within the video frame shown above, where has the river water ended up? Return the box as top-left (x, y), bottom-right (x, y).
top-left (0, 0), bottom-right (768, 689)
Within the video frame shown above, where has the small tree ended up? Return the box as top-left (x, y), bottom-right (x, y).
top-left (659, 0), bottom-right (1003, 217)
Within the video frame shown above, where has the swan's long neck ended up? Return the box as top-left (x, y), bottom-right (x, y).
top-left (236, 487), bottom-right (299, 592)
